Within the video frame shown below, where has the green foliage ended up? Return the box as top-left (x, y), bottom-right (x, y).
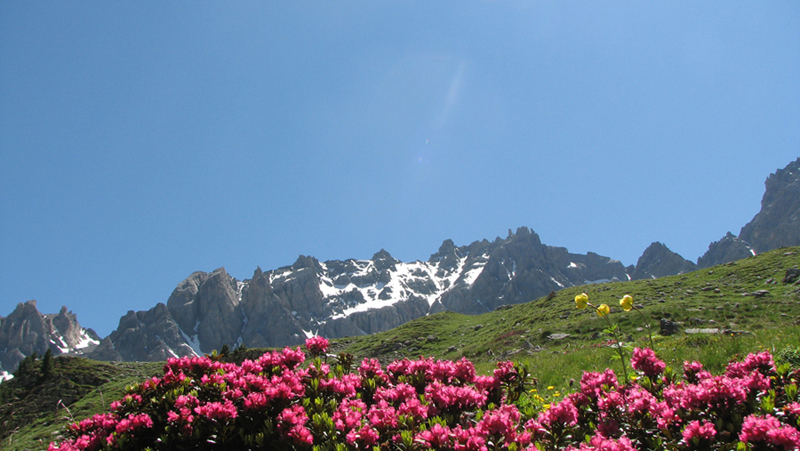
top-left (41, 349), bottom-right (55, 381)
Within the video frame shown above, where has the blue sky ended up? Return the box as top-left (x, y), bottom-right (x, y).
top-left (1, 2), bottom-right (798, 337)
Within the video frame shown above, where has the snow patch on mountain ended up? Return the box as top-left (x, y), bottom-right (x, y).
top-left (178, 320), bottom-right (202, 357)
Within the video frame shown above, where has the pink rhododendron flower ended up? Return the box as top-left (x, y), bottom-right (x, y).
top-left (493, 360), bottom-right (518, 383)
top-left (425, 380), bottom-right (487, 415)
top-left (727, 350), bottom-right (776, 378)
top-left (346, 425), bottom-right (380, 447)
top-left (398, 397), bottom-right (428, 419)
top-left (577, 433), bottom-right (637, 451)
top-left (333, 398), bottom-right (367, 431)
top-left (415, 423), bottom-right (453, 448)
top-left (683, 361), bottom-right (703, 382)
top-left (114, 413), bottom-right (153, 434)
top-left (366, 400), bottom-right (398, 429)
top-left (49, 347), bottom-right (800, 451)
top-left (375, 382), bottom-right (416, 404)
top-left (477, 404), bottom-right (521, 439)
top-left (538, 398), bottom-right (579, 428)
top-left (358, 358), bottom-right (388, 382)
top-left (278, 346), bottom-right (306, 369)
top-left (784, 401), bottom-right (800, 417)
top-left (305, 335), bottom-right (329, 355)
top-left (194, 400), bottom-right (237, 421)
top-left (625, 386), bottom-right (657, 416)
top-left (631, 347), bottom-right (666, 377)
top-left (682, 420), bottom-right (716, 445)
top-left (580, 369), bottom-right (619, 400)
top-left (740, 414), bottom-right (800, 450)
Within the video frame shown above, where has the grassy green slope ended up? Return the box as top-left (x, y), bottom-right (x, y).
top-left (0, 357), bottom-right (162, 451)
top-left (6, 247), bottom-right (800, 450)
top-left (332, 246), bottom-right (800, 384)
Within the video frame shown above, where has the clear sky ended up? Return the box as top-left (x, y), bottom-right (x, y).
top-left (1, 2), bottom-right (798, 337)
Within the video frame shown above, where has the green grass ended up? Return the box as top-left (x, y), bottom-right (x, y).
top-left (331, 246), bottom-right (800, 389)
top-left (1, 358), bottom-right (162, 451)
top-left (5, 246), bottom-right (800, 450)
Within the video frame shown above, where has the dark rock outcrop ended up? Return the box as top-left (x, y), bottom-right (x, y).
top-left (697, 232), bottom-right (755, 268)
top-left (631, 242), bottom-right (697, 280)
top-left (739, 158), bottom-right (800, 253)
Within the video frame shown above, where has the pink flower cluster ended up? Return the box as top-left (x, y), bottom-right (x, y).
top-left (630, 347), bottom-right (665, 377)
top-left (304, 335), bottom-right (329, 355)
top-left (49, 342), bottom-right (800, 451)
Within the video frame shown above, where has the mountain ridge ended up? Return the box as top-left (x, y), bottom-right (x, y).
top-left (2, 157), bottom-right (799, 372)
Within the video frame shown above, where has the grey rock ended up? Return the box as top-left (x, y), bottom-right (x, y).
top-left (685, 328), bottom-right (720, 334)
top-left (631, 242), bottom-right (697, 280)
top-left (439, 227), bottom-right (628, 314)
top-left (166, 267), bottom-right (243, 354)
top-left (0, 301), bottom-right (97, 372)
top-left (740, 158), bottom-right (800, 253)
top-left (697, 232), bottom-right (755, 268)
top-left (90, 303), bottom-right (194, 362)
top-left (660, 318), bottom-right (680, 336)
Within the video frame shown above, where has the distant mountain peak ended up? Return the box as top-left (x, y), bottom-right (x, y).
top-left (739, 157), bottom-right (800, 254)
top-left (0, 300), bottom-right (99, 373)
top-left (630, 242), bottom-right (697, 280)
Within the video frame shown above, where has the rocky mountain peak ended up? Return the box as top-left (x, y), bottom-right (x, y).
top-left (292, 255), bottom-right (322, 271)
top-left (739, 158), bottom-right (800, 253)
top-left (697, 232), bottom-right (754, 269)
top-left (631, 242), bottom-right (697, 280)
top-left (0, 301), bottom-right (98, 373)
top-left (371, 249), bottom-right (399, 271)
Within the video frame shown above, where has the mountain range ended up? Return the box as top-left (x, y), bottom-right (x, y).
top-left (2, 157), bottom-right (799, 374)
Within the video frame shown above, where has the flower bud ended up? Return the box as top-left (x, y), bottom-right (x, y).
top-left (575, 293), bottom-right (589, 309)
top-left (619, 295), bottom-right (633, 312)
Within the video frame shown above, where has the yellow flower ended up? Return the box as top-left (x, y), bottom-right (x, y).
top-left (575, 293), bottom-right (589, 309)
top-left (547, 386), bottom-right (555, 390)
top-left (597, 304), bottom-right (610, 317)
top-left (620, 294), bottom-right (633, 312)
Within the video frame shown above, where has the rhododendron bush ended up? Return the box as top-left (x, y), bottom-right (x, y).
top-left (50, 337), bottom-right (800, 451)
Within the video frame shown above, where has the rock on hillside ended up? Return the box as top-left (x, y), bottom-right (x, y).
top-left (697, 232), bottom-right (755, 269)
top-left (630, 242), bottom-right (697, 280)
top-left (0, 301), bottom-right (99, 373)
top-left (739, 157), bottom-right (800, 253)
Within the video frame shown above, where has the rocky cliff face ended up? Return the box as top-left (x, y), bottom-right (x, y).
top-left (89, 303), bottom-right (196, 362)
top-left (630, 242), bottom-right (697, 280)
top-left (697, 232), bottom-right (755, 269)
top-left (739, 158), bottom-right (800, 254)
top-left (166, 267), bottom-right (244, 354)
top-left (437, 227), bottom-right (629, 314)
top-left (0, 301), bottom-right (99, 373)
